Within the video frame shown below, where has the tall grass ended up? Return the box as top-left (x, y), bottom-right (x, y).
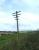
top-left (0, 31), bottom-right (39, 50)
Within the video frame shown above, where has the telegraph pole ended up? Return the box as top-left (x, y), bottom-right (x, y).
top-left (16, 11), bottom-right (19, 33)
top-left (12, 11), bottom-right (21, 40)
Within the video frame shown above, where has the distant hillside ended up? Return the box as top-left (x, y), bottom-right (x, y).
top-left (0, 31), bottom-right (17, 34)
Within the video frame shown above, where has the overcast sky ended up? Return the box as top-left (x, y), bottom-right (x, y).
top-left (0, 0), bottom-right (39, 31)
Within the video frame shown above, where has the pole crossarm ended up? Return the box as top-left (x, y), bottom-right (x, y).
top-left (12, 11), bottom-right (21, 33)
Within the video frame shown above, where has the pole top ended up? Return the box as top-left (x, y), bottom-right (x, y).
top-left (16, 11), bottom-right (21, 13)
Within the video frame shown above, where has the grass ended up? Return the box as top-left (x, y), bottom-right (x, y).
top-left (0, 33), bottom-right (17, 50)
top-left (0, 31), bottom-right (39, 50)
top-left (0, 32), bottom-right (28, 50)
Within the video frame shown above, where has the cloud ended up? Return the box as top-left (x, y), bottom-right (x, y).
top-left (19, 12), bottom-right (39, 24)
top-left (0, 11), bottom-right (16, 24)
top-left (0, 11), bottom-right (39, 29)
top-left (0, 0), bottom-right (39, 31)
top-left (0, 0), bottom-right (6, 11)
top-left (19, 12), bottom-right (39, 30)
top-left (0, 11), bottom-right (39, 30)
top-left (0, 0), bottom-right (5, 5)
top-left (11, 0), bottom-right (22, 4)
top-left (0, 24), bottom-right (17, 31)
top-left (22, 0), bottom-right (39, 5)
top-left (10, 0), bottom-right (39, 14)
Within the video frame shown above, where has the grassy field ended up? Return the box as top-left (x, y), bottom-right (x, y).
top-left (0, 31), bottom-right (39, 50)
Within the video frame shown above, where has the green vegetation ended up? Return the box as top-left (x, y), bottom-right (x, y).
top-left (0, 31), bottom-right (39, 50)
